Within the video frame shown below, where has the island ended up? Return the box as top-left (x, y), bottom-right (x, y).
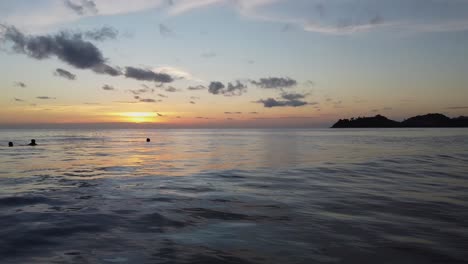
top-left (331, 113), bottom-right (468, 128)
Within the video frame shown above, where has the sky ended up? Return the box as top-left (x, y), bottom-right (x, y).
top-left (1, 0), bottom-right (468, 128)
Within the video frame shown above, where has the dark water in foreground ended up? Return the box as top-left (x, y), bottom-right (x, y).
top-left (1, 129), bottom-right (468, 264)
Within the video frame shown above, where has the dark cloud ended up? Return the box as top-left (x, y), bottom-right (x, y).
top-left (159, 24), bottom-right (174, 37)
top-left (250, 112), bottom-right (258, 114)
top-left (225, 81), bottom-right (247, 96)
top-left (102, 84), bottom-right (115, 91)
top-left (1, 25), bottom-right (120, 77)
top-left (92, 63), bottom-right (122, 76)
top-left (158, 94), bottom-right (168, 98)
top-left (208, 82), bottom-right (225, 95)
top-left (208, 81), bottom-right (246, 96)
top-left (224, 112), bottom-right (242, 114)
top-left (64, 0), bottom-right (98, 16)
top-left (36, 96), bottom-right (56, 100)
top-left (54, 68), bottom-right (76, 80)
top-left (201, 52), bottom-right (217, 58)
top-left (125, 67), bottom-right (173, 83)
top-left (84, 26), bottom-right (118, 41)
top-left (281, 92), bottom-right (307, 101)
top-left (14, 81), bottom-right (27, 88)
top-left (128, 85), bottom-right (154, 95)
top-left (188, 85), bottom-right (206, 91)
top-left (257, 98), bottom-right (308, 108)
top-left (14, 98), bottom-right (24, 102)
top-left (165, 86), bottom-right (179, 92)
top-left (167, 0), bottom-right (174, 6)
top-left (139, 98), bottom-right (158, 103)
top-left (189, 101), bottom-right (196, 104)
top-left (251, 77), bottom-right (297, 89)
top-left (247, 60), bottom-right (255, 64)
top-left (156, 113), bottom-right (163, 117)
top-left (446, 106), bottom-right (468, 110)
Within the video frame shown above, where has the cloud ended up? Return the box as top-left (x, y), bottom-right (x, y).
top-left (92, 63), bottom-right (122, 76)
top-left (281, 92), bottom-right (307, 101)
top-left (84, 26), bottom-right (118, 41)
top-left (189, 101), bottom-right (196, 104)
top-left (159, 23), bottom-right (174, 37)
top-left (158, 94), bottom-right (168, 98)
top-left (250, 112), bottom-right (259, 114)
top-left (208, 81), bottom-right (225, 95)
top-left (225, 81), bottom-right (247, 96)
top-left (153, 66), bottom-right (193, 80)
top-left (36, 96), bottom-right (56, 100)
top-left (165, 86), bottom-right (179, 92)
top-left (14, 98), bottom-right (24, 102)
top-left (64, 0), bottom-right (98, 16)
top-left (201, 51), bottom-right (217, 58)
top-left (102, 84), bottom-right (116, 91)
top-left (156, 112), bottom-right (164, 117)
top-left (188, 85), bottom-right (206, 91)
top-left (167, 0), bottom-right (222, 16)
top-left (446, 106), bottom-right (468, 110)
top-left (54, 68), bottom-right (76, 80)
top-left (14, 81), bottom-right (27, 88)
top-left (0, 25), bottom-right (120, 76)
top-left (208, 81), bottom-right (247, 96)
top-left (5, 0), bottom-right (468, 35)
top-left (124, 67), bottom-right (173, 83)
top-left (128, 86), bottom-right (154, 95)
top-left (257, 98), bottom-right (309, 108)
top-left (139, 98), bottom-right (159, 103)
top-left (251, 77), bottom-right (297, 89)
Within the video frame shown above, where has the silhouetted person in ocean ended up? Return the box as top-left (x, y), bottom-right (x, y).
top-left (8, 142), bottom-right (13, 147)
top-left (28, 139), bottom-right (37, 146)
top-left (146, 138), bottom-right (151, 142)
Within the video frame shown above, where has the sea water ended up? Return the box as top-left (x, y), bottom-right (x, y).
top-left (0, 128), bottom-right (467, 263)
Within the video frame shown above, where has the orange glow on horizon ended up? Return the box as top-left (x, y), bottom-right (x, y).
top-left (115, 112), bottom-right (160, 123)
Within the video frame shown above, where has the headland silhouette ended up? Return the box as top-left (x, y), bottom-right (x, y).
top-left (332, 113), bottom-right (468, 128)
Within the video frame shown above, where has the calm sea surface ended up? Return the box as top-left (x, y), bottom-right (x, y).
top-left (0, 129), bottom-right (468, 264)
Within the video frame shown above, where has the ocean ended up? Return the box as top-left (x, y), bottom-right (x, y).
top-left (1, 128), bottom-right (467, 263)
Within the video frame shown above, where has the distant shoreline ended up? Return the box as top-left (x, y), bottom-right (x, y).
top-left (332, 113), bottom-right (468, 128)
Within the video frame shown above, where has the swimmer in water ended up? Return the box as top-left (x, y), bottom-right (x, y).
top-left (28, 139), bottom-right (37, 146)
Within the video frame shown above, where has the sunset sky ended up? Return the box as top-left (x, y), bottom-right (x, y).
top-left (1, 0), bottom-right (468, 128)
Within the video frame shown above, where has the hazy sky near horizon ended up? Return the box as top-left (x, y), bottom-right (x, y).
top-left (1, 0), bottom-right (468, 127)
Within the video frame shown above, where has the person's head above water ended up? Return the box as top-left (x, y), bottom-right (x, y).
top-left (8, 142), bottom-right (13, 147)
top-left (28, 139), bottom-right (37, 146)
top-left (146, 138), bottom-right (151, 142)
